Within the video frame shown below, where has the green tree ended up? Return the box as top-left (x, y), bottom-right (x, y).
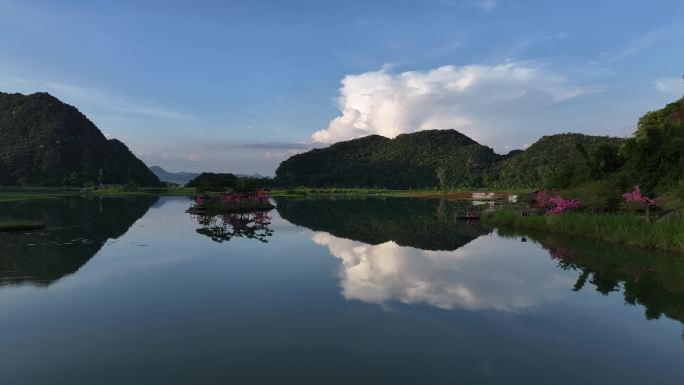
top-left (436, 166), bottom-right (447, 191)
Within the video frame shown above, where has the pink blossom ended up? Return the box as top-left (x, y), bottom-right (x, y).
top-left (622, 185), bottom-right (654, 206)
top-left (536, 190), bottom-right (581, 215)
top-left (546, 196), bottom-right (582, 215)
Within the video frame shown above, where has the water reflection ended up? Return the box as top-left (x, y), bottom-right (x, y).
top-left (498, 228), bottom-right (684, 326)
top-left (276, 197), bottom-right (490, 250)
top-left (1, 196), bottom-right (683, 384)
top-left (192, 211), bottom-right (274, 243)
top-left (0, 196), bottom-right (157, 287)
top-left (278, 197), bottom-right (684, 328)
top-left (312, 232), bottom-right (572, 310)
top-left (278, 197), bottom-right (570, 310)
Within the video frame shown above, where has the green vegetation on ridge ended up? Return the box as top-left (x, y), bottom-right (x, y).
top-left (275, 130), bottom-right (502, 188)
top-left (0, 92), bottom-right (161, 187)
top-left (274, 129), bottom-right (623, 189)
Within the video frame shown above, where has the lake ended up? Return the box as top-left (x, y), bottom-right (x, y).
top-left (1, 196), bottom-right (683, 384)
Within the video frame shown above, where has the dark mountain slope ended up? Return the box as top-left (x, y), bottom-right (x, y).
top-left (620, 97), bottom-right (684, 193)
top-left (274, 129), bottom-right (622, 189)
top-left (0, 92), bottom-right (161, 186)
top-left (275, 130), bottom-right (502, 188)
top-left (494, 134), bottom-right (625, 188)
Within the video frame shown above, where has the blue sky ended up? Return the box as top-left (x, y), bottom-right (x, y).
top-left (1, 0), bottom-right (683, 175)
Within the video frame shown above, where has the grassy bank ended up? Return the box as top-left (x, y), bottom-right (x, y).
top-left (1, 186), bottom-right (527, 201)
top-left (0, 219), bottom-right (45, 232)
top-left (0, 187), bottom-right (80, 202)
top-left (0, 186), bottom-right (196, 202)
top-left (269, 187), bottom-right (525, 198)
top-left (484, 210), bottom-right (684, 253)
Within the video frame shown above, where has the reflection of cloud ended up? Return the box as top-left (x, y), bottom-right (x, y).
top-left (312, 232), bottom-right (572, 311)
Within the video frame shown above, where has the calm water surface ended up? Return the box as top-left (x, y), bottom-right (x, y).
top-left (0, 196), bottom-right (682, 384)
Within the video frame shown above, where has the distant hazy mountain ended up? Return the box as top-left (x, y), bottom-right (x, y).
top-left (149, 166), bottom-right (199, 185)
top-left (150, 165), bottom-right (265, 185)
top-left (0, 91), bottom-right (161, 186)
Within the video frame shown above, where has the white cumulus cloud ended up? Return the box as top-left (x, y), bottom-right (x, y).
top-left (312, 63), bottom-right (595, 150)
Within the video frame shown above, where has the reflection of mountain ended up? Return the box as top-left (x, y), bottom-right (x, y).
top-left (0, 196), bottom-right (158, 287)
top-left (312, 232), bottom-right (571, 311)
top-left (275, 197), bottom-right (491, 250)
top-left (498, 228), bottom-right (684, 326)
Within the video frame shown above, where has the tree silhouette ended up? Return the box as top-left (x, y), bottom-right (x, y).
top-left (192, 211), bottom-right (274, 243)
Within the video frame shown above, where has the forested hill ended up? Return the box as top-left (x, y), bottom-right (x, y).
top-left (275, 130), bottom-right (502, 188)
top-left (620, 96), bottom-right (684, 194)
top-left (494, 134), bottom-right (625, 188)
top-left (274, 129), bottom-right (623, 189)
top-left (0, 92), bottom-right (161, 186)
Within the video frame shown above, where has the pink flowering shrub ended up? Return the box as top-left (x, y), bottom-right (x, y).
top-left (536, 190), bottom-right (581, 215)
top-left (546, 196), bottom-right (582, 215)
top-left (192, 188), bottom-right (271, 212)
top-left (622, 185), bottom-right (658, 222)
top-left (622, 185), bottom-right (654, 206)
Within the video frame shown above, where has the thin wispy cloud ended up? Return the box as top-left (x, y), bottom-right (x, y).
top-left (0, 73), bottom-right (193, 122)
top-left (596, 24), bottom-right (684, 64)
top-left (44, 82), bottom-right (194, 120)
top-left (230, 142), bottom-right (316, 150)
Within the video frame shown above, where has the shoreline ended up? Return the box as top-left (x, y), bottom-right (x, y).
top-left (0, 186), bottom-right (529, 202)
top-left (483, 210), bottom-right (684, 254)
